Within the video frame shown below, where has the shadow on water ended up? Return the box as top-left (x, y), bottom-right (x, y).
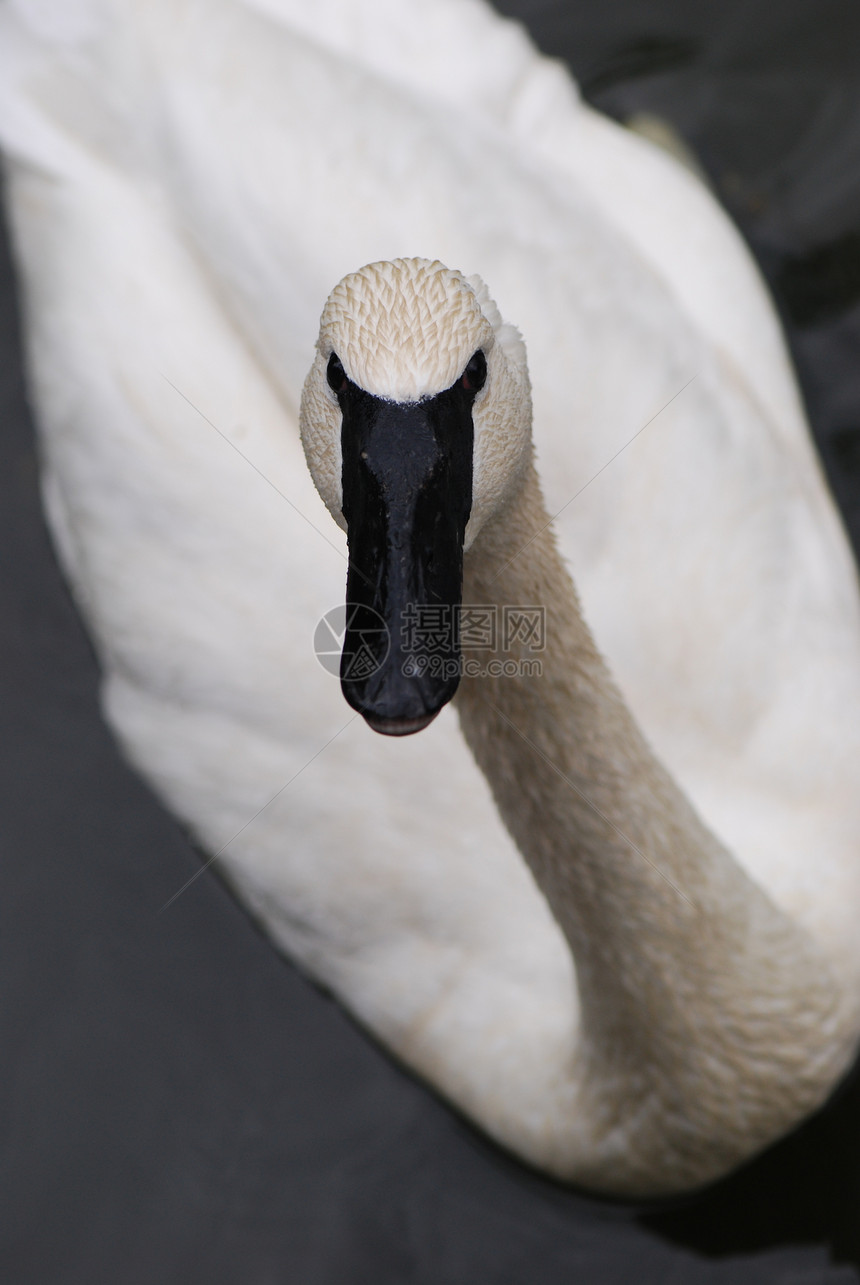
top-left (641, 1058), bottom-right (860, 1267)
top-left (777, 234), bottom-right (860, 328)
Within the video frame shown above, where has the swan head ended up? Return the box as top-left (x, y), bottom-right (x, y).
top-left (300, 258), bottom-right (531, 736)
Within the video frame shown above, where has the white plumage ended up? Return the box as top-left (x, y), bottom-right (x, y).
top-left (3, 0), bottom-right (860, 1195)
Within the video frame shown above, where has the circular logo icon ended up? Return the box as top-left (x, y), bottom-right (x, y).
top-left (313, 604), bottom-right (390, 680)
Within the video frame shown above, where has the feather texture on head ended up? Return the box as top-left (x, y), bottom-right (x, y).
top-left (301, 258), bottom-right (532, 544)
top-left (318, 258), bottom-right (494, 402)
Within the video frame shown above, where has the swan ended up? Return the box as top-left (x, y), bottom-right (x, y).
top-left (298, 255), bottom-right (860, 1193)
top-left (3, 0), bottom-right (860, 1196)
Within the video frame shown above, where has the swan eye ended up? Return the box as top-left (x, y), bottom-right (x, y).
top-left (460, 350), bottom-right (487, 393)
top-left (327, 352), bottom-right (349, 393)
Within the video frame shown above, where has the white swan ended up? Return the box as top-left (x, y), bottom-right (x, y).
top-left (2, 0), bottom-right (860, 1196)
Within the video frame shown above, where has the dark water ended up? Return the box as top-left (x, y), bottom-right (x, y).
top-left (2, 2), bottom-right (860, 1281)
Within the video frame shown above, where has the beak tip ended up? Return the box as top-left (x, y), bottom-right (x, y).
top-left (362, 710), bottom-right (441, 737)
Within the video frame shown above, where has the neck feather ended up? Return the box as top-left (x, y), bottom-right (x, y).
top-left (456, 459), bottom-right (855, 1189)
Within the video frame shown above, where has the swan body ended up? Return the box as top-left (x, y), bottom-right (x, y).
top-left (3, 0), bottom-right (860, 1194)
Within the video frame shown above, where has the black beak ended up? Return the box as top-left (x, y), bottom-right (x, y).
top-left (333, 355), bottom-right (482, 735)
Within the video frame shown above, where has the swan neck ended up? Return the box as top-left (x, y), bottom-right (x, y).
top-left (456, 462), bottom-right (853, 1177)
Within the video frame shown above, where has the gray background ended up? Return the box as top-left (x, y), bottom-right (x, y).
top-left (2, 1), bottom-right (860, 1280)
